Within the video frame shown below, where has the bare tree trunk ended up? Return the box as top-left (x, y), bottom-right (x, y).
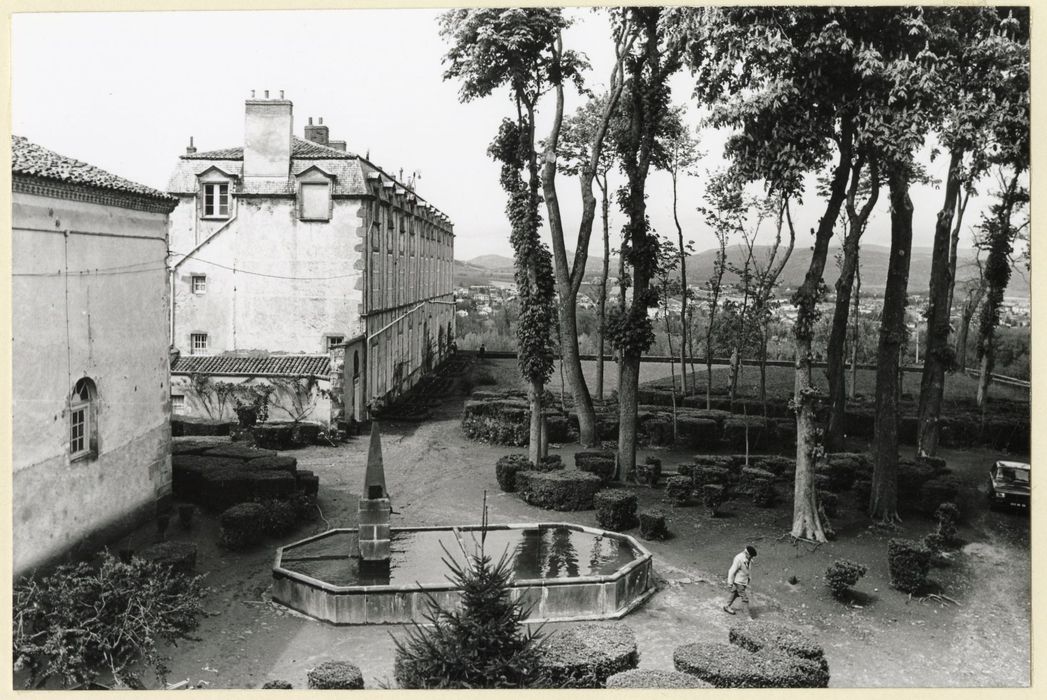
top-left (672, 171), bottom-right (689, 398)
top-left (664, 303), bottom-right (678, 441)
top-left (826, 157), bottom-right (878, 451)
top-left (955, 283), bottom-right (984, 372)
top-left (528, 381), bottom-right (544, 464)
top-left (791, 122), bottom-right (853, 542)
top-left (596, 174), bottom-right (610, 401)
top-left (976, 350), bottom-right (992, 409)
top-left (870, 168), bottom-right (914, 524)
top-left (946, 190), bottom-right (971, 315)
top-left (849, 258), bottom-right (861, 400)
top-left (917, 149), bottom-right (964, 457)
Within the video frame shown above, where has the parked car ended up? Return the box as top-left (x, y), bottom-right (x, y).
top-left (988, 460), bottom-right (1030, 509)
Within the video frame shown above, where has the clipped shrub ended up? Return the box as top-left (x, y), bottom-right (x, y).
top-left (290, 492), bottom-right (319, 523)
top-left (307, 661), bottom-right (364, 690)
top-left (517, 470), bottom-right (602, 511)
top-left (249, 470), bottom-right (298, 501)
top-left (824, 560), bottom-right (867, 599)
top-left (594, 489), bottom-right (638, 532)
top-left (887, 538), bottom-right (931, 593)
top-left (693, 466), bottom-right (732, 489)
top-left (606, 669), bottom-right (712, 689)
top-left (675, 417), bottom-right (720, 449)
top-left (751, 455), bottom-right (794, 477)
top-left (574, 449), bottom-right (615, 466)
top-left (295, 471), bottom-right (319, 498)
top-left (815, 459), bottom-right (856, 493)
top-left (722, 417), bottom-right (774, 451)
top-left (171, 455), bottom-right (243, 501)
top-left (261, 680), bottom-right (293, 689)
top-left (393, 545), bottom-right (545, 689)
top-left (199, 467), bottom-right (257, 511)
top-left (461, 399), bottom-right (530, 446)
top-left (638, 509), bottom-right (669, 540)
top-left (738, 467), bottom-right (776, 495)
top-left (752, 479), bottom-right (777, 508)
top-left (702, 484), bottom-right (726, 517)
top-left (728, 621), bottom-right (828, 673)
top-left (537, 623), bottom-right (638, 689)
top-left (251, 423), bottom-right (295, 450)
top-left (574, 450), bottom-right (616, 482)
top-left (219, 502), bottom-right (267, 550)
top-left (817, 490), bottom-right (839, 518)
top-left (496, 454), bottom-right (532, 493)
top-left (918, 475), bottom-right (962, 515)
top-left (926, 502), bottom-right (962, 551)
top-left (536, 454), bottom-right (565, 471)
top-left (245, 455), bottom-right (298, 474)
top-left (897, 459), bottom-right (938, 512)
top-left (665, 476), bottom-right (693, 506)
top-left (257, 498), bottom-right (298, 537)
top-left (171, 439), bottom-right (217, 456)
top-left (202, 444), bottom-right (276, 461)
top-left (635, 457), bottom-right (662, 486)
top-left (642, 415), bottom-right (674, 446)
top-left (136, 541), bottom-right (198, 576)
top-left (673, 642), bottom-right (828, 688)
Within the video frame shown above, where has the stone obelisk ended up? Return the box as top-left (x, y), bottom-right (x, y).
top-left (357, 422), bottom-right (391, 574)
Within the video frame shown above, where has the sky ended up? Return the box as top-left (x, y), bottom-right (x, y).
top-left (11, 7), bottom-right (1001, 262)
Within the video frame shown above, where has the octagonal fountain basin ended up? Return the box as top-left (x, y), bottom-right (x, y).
top-left (272, 523), bottom-right (655, 625)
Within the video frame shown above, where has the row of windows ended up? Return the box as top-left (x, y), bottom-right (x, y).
top-left (186, 331), bottom-right (344, 355)
top-left (199, 179), bottom-right (333, 222)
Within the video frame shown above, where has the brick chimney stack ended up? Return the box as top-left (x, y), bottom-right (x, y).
top-left (304, 116), bottom-right (330, 147)
top-left (185, 136), bottom-right (196, 155)
top-left (244, 89), bottom-right (293, 179)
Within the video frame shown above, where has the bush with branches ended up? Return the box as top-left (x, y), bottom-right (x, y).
top-left (392, 541), bottom-right (547, 689)
top-left (824, 560), bottom-right (867, 599)
top-left (13, 553), bottom-right (206, 689)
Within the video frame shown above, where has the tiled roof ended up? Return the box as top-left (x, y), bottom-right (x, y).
top-left (12, 135), bottom-right (176, 201)
top-left (172, 354), bottom-right (332, 377)
top-left (166, 156), bottom-right (368, 196)
top-left (184, 137), bottom-right (355, 160)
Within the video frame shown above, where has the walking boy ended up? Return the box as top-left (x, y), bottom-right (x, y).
top-left (723, 545), bottom-right (757, 617)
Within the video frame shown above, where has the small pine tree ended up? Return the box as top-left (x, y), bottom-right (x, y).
top-left (392, 538), bottom-right (547, 688)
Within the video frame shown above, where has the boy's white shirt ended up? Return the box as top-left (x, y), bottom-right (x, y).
top-left (728, 551), bottom-right (752, 586)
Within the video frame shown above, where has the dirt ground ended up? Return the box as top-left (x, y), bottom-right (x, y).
top-left (120, 358), bottom-right (1028, 689)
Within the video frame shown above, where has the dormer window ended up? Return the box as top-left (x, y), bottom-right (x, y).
top-left (203, 183), bottom-right (229, 218)
top-left (296, 166), bottom-right (334, 222)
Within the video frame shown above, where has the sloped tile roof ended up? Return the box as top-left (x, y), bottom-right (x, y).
top-left (184, 137), bottom-right (355, 160)
top-left (172, 354), bottom-right (332, 377)
top-left (12, 135), bottom-right (176, 201)
top-left (167, 152), bottom-right (368, 196)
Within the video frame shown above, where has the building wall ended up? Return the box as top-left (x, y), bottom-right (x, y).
top-left (361, 187), bottom-right (455, 406)
top-left (170, 196), bottom-right (366, 354)
top-left (170, 373), bottom-right (333, 424)
top-left (11, 191), bottom-right (172, 576)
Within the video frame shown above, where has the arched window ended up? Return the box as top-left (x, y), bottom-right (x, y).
top-left (70, 377), bottom-right (97, 460)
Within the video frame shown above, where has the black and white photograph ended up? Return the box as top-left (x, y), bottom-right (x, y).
top-left (6, 1), bottom-right (1034, 691)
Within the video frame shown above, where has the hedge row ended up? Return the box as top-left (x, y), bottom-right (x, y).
top-left (516, 470), bottom-right (603, 511)
top-left (605, 669), bottom-right (711, 688)
top-left (537, 623), bottom-right (638, 689)
top-left (673, 642), bottom-right (828, 688)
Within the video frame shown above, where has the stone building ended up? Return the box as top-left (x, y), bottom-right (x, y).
top-left (165, 92), bottom-right (455, 425)
top-left (11, 135), bottom-right (178, 576)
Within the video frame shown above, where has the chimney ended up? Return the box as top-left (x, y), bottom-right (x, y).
top-left (303, 115), bottom-right (330, 146)
top-left (328, 140), bottom-right (347, 152)
top-left (185, 136), bottom-right (196, 155)
top-left (244, 89), bottom-right (293, 179)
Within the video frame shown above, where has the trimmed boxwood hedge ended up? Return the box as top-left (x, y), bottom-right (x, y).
top-left (638, 509), bottom-right (669, 540)
top-left (752, 479), bottom-right (777, 508)
top-left (665, 476), bottom-right (693, 506)
top-left (307, 660), bottom-right (364, 689)
top-left (641, 415), bottom-right (675, 446)
top-left (461, 399), bottom-right (531, 446)
top-left (918, 475), bottom-right (961, 515)
top-left (171, 455), bottom-right (244, 500)
top-left (887, 538), bottom-right (931, 593)
top-left (673, 641), bottom-right (828, 688)
top-left (722, 417), bottom-right (775, 450)
top-left (676, 417), bottom-right (720, 449)
top-left (605, 669), bottom-right (712, 689)
top-left (137, 541), bottom-right (197, 575)
top-left (219, 503), bottom-right (267, 550)
top-left (594, 489), bottom-right (638, 531)
top-left (727, 621), bottom-right (828, 673)
top-left (825, 559), bottom-right (867, 599)
top-left (537, 623), bottom-right (638, 689)
top-left (496, 454), bottom-right (532, 492)
top-left (244, 455), bottom-right (298, 473)
top-left (635, 457), bottom-right (662, 486)
top-left (260, 680), bottom-right (293, 689)
top-left (202, 444), bottom-right (277, 460)
top-left (702, 484), bottom-right (726, 516)
top-left (516, 470), bottom-right (603, 511)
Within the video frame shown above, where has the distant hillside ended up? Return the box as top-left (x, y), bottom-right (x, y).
top-left (456, 244), bottom-right (1029, 297)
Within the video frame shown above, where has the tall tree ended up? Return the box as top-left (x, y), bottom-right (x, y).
top-left (558, 95), bottom-right (622, 401)
top-left (916, 7), bottom-right (1029, 455)
top-left (824, 157), bottom-right (881, 451)
top-left (540, 16), bottom-right (633, 446)
top-left (440, 8), bottom-right (566, 463)
top-left (679, 6), bottom-right (868, 541)
top-left (608, 7), bottom-right (683, 478)
top-left (657, 106), bottom-right (704, 396)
